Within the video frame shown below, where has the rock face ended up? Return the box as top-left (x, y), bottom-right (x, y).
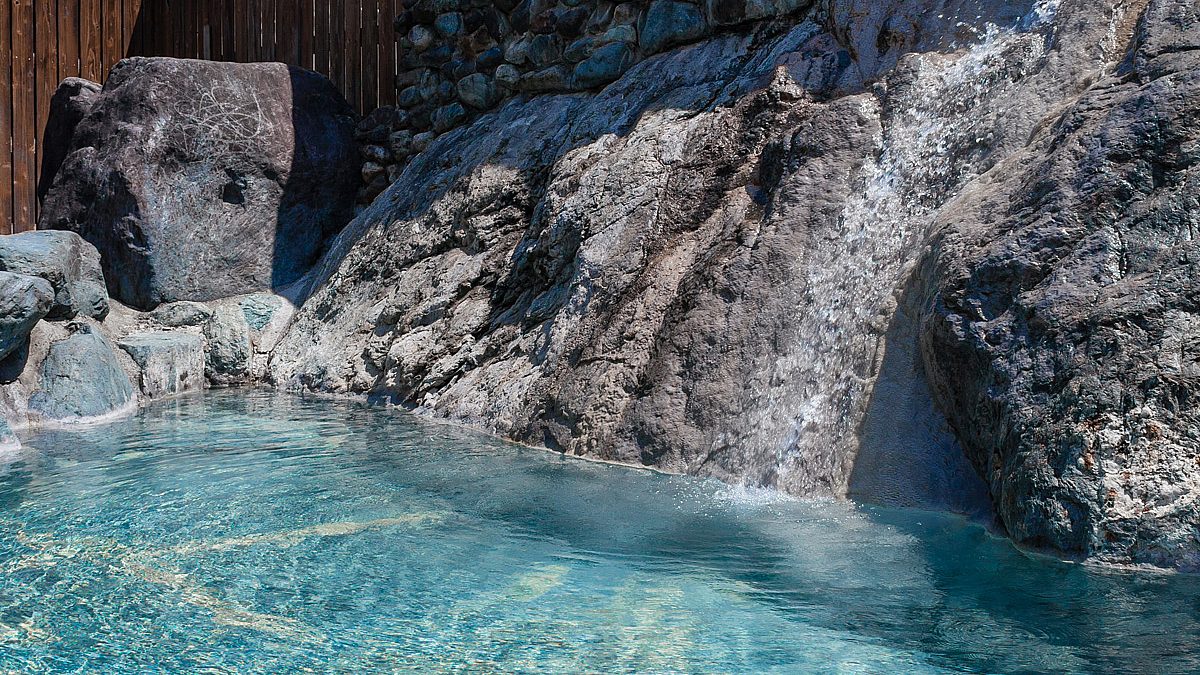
top-left (203, 305), bottom-right (252, 386)
top-left (0, 272), bottom-right (53, 361)
top-left (37, 77), bottom-right (101, 203)
top-left (266, 0), bottom-right (1200, 569)
top-left (39, 57), bottom-right (359, 310)
top-left (29, 325), bottom-right (135, 422)
top-left (0, 231), bottom-right (109, 320)
top-left (919, 0), bottom-right (1200, 569)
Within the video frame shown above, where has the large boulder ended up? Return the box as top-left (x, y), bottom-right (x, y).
top-left (37, 77), bottom-right (102, 203)
top-left (919, 0), bottom-right (1200, 569)
top-left (39, 57), bottom-right (360, 310)
top-left (0, 272), bottom-right (53, 362)
top-left (28, 325), bottom-right (135, 422)
top-left (0, 231), bottom-right (109, 321)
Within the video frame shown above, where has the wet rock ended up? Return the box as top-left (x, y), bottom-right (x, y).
top-left (0, 230), bottom-right (109, 320)
top-left (118, 332), bottom-right (205, 399)
top-left (29, 325), bottom-right (134, 422)
top-left (39, 57), bottom-right (359, 310)
top-left (0, 272), bottom-right (53, 361)
top-left (203, 305), bottom-right (252, 386)
top-left (37, 77), bottom-right (102, 203)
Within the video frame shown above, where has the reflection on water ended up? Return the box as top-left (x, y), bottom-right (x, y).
top-left (0, 391), bottom-right (1197, 673)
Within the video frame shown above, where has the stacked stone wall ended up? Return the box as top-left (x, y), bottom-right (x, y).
top-left (354, 0), bottom-right (815, 203)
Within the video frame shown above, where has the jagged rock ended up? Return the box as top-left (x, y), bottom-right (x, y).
top-left (118, 332), bottom-right (205, 399)
top-left (37, 77), bottom-right (102, 203)
top-left (203, 305), bottom-right (252, 386)
top-left (0, 272), bottom-right (53, 362)
top-left (39, 57), bottom-right (359, 310)
top-left (29, 325), bottom-right (134, 422)
top-left (150, 300), bottom-right (214, 327)
top-left (919, 0), bottom-right (1200, 570)
top-left (0, 231), bottom-right (109, 321)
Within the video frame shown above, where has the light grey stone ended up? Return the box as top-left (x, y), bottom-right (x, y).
top-left (118, 331), bottom-right (205, 399)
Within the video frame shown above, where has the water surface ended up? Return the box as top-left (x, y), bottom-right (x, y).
top-left (0, 391), bottom-right (1197, 673)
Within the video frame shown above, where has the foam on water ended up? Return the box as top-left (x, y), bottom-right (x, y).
top-left (0, 391), bottom-right (1198, 672)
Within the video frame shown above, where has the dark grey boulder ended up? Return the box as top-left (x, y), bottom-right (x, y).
top-left (573, 41), bottom-right (635, 88)
top-left (29, 325), bottom-right (134, 422)
top-left (203, 305), bottom-right (252, 386)
top-left (0, 231), bottom-right (109, 321)
top-left (639, 0), bottom-right (707, 54)
top-left (37, 77), bottom-right (102, 204)
top-left (0, 272), bottom-right (54, 361)
top-left (118, 331), bottom-right (205, 399)
top-left (39, 57), bottom-right (359, 310)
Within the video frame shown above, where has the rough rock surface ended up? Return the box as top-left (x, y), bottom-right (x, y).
top-left (264, 0), bottom-right (1200, 569)
top-left (28, 325), bottom-right (135, 422)
top-left (919, 0), bottom-right (1200, 569)
top-left (118, 332), bottom-right (205, 399)
top-left (204, 305), bottom-right (253, 386)
top-left (0, 231), bottom-right (109, 320)
top-left (0, 272), bottom-right (53, 361)
top-left (37, 77), bottom-right (102, 203)
top-left (39, 57), bottom-right (359, 310)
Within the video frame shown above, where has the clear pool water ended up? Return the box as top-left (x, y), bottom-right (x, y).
top-left (1, 391), bottom-right (1198, 673)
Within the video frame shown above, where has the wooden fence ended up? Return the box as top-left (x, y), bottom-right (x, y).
top-left (2, 0), bottom-right (398, 234)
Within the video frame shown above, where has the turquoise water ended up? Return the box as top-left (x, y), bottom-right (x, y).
top-left (1, 392), bottom-right (1198, 673)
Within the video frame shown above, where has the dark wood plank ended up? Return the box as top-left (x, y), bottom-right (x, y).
top-left (124, 0), bottom-right (142, 59)
top-left (54, 0), bottom-right (76, 82)
top-left (35, 0), bottom-right (60, 221)
top-left (299, 0), bottom-right (314, 70)
top-left (79, 0), bottom-right (102, 78)
top-left (312, 0), bottom-right (328, 75)
top-left (343, 0), bottom-right (360, 111)
top-left (101, 0), bottom-right (121, 79)
top-left (233, 0), bottom-right (247, 61)
top-left (277, 0), bottom-right (296, 65)
top-left (1, 0), bottom-right (14, 232)
top-left (328, 0), bottom-right (342, 90)
top-left (361, 0), bottom-right (377, 112)
top-left (378, 0), bottom-right (395, 107)
top-left (12, 0), bottom-right (37, 231)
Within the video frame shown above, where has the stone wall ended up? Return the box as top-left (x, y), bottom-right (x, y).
top-left (354, 0), bottom-right (814, 204)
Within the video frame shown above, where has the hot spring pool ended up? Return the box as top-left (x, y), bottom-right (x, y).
top-left (0, 391), bottom-right (1197, 673)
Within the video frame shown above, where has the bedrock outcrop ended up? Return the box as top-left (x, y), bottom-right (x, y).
top-left (38, 58), bottom-right (360, 310)
top-left (270, 0), bottom-right (1134, 522)
top-left (919, 0), bottom-right (1200, 569)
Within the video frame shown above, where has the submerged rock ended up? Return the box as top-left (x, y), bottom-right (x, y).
top-left (39, 57), bottom-right (359, 310)
top-left (0, 272), bottom-right (53, 361)
top-left (29, 325), bottom-right (134, 422)
top-left (118, 332), bottom-right (205, 399)
top-left (0, 230), bottom-right (109, 320)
